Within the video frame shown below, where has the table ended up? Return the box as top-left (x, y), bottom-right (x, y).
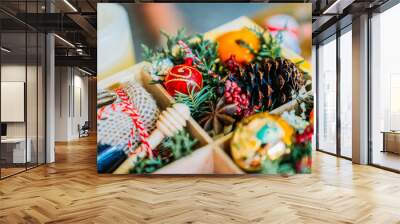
top-left (1, 138), bottom-right (31, 163)
top-left (381, 131), bottom-right (400, 154)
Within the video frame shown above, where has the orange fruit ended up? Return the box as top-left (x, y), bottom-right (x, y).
top-left (309, 109), bottom-right (314, 125)
top-left (216, 29), bottom-right (260, 64)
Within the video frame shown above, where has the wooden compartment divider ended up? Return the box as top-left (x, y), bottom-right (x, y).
top-left (97, 16), bottom-right (312, 174)
top-left (98, 62), bottom-right (310, 174)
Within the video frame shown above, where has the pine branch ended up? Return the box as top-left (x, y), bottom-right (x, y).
top-left (174, 86), bottom-right (213, 119)
top-left (149, 79), bottom-right (165, 85)
top-left (144, 29), bottom-right (220, 85)
top-left (141, 44), bottom-right (154, 62)
top-left (235, 39), bottom-right (257, 55)
top-left (131, 129), bottom-right (198, 174)
top-left (130, 156), bottom-right (164, 174)
top-left (246, 27), bottom-right (283, 60)
top-left (141, 44), bottom-right (166, 62)
top-left (295, 59), bottom-right (305, 66)
top-left (161, 130), bottom-right (198, 160)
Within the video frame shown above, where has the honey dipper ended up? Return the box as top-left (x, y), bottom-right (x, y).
top-left (113, 103), bottom-right (191, 174)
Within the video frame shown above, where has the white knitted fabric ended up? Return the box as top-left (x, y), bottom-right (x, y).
top-left (97, 81), bottom-right (159, 153)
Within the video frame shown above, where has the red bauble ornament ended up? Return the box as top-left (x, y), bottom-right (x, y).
top-left (164, 63), bottom-right (203, 96)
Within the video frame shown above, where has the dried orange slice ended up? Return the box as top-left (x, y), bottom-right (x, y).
top-left (216, 29), bottom-right (260, 64)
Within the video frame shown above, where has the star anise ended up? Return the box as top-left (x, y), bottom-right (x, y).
top-left (199, 96), bottom-right (237, 136)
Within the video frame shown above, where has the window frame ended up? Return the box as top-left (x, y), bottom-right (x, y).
top-left (315, 24), bottom-right (353, 161)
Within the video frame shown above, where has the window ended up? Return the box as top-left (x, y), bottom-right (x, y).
top-left (370, 3), bottom-right (400, 171)
top-left (340, 28), bottom-right (352, 158)
top-left (317, 36), bottom-right (337, 154)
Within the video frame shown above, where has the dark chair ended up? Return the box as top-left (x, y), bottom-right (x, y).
top-left (78, 121), bottom-right (90, 138)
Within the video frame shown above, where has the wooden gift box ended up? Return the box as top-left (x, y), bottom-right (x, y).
top-left (98, 17), bottom-right (312, 174)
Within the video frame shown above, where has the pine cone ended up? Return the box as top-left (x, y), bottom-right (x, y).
top-left (199, 96), bottom-right (237, 135)
top-left (226, 56), bottom-right (305, 111)
top-left (259, 57), bottom-right (304, 107)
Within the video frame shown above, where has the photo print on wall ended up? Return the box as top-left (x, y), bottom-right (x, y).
top-left (97, 3), bottom-right (313, 174)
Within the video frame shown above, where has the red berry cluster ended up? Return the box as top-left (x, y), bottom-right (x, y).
top-left (225, 55), bottom-right (241, 73)
top-left (296, 156), bottom-right (312, 172)
top-left (295, 125), bottom-right (314, 144)
top-left (224, 80), bottom-right (250, 116)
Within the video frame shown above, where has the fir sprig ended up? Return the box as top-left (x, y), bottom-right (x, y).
top-left (247, 27), bottom-right (283, 61)
top-left (162, 28), bottom-right (189, 51)
top-left (295, 59), bottom-right (305, 66)
top-left (141, 43), bottom-right (171, 63)
top-left (161, 130), bottom-right (198, 160)
top-left (142, 29), bottom-right (220, 91)
top-left (232, 27), bottom-right (283, 63)
top-left (174, 86), bottom-right (214, 120)
top-left (130, 156), bottom-right (164, 174)
top-left (130, 129), bottom-right (198, 174)
top-left (141, 28), bottom-right (189, 65)
top-left (193, 37), bottom-right (219, 72)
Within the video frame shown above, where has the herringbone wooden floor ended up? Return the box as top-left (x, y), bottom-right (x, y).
top-left (1, 135), bottom-right (400, 224)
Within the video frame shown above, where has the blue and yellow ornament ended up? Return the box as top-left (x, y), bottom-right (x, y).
top-left (231, 113), bottom-right (294, 172)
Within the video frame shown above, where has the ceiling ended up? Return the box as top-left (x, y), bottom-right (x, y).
top-left (312, 0), bottom-right (390, 44)
top-left (0, 0), bottom-right (396, 73)
top-left (0, 0), bottom-right (99, 74)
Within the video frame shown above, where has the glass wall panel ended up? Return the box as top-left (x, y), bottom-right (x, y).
top-left (339, 29), bottom-right (352, 158)
top-left (38, 32), bottom-right (46, 165)
top-left (317, 37), bottom-right (337, 154)
top-left (1, 30), bottom-right (28, 177)
top-left (371, 4), bottom-right (400, 171)
top-left (27, 30), bottom-right (38, 169)
top-left (0, 1), bottom-right (47, 179)
top-left (26, 0), bottom-right (39, 169)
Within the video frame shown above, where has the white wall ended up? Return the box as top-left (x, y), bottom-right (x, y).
top-left (55, 67), bottom-right (69, 141)
top-left (1, 64), bottom-right (46, 164)
top-left (1, 65), bottom-right (26, 143)
top-left (54, 67), bottom-right (89, 141)
top-left (1, 65), bottom-right (37, 138)
top-left (71, 73), bottom-right (89, 138)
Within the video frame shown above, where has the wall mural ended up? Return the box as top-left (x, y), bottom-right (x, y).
top-left (97, 3), bottom-right (313, 174)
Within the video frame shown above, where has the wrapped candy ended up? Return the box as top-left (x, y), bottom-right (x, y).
top-left (230, 112), bottom-right (294, 172)
top-left (148, 58), bottom-right (174, 81)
